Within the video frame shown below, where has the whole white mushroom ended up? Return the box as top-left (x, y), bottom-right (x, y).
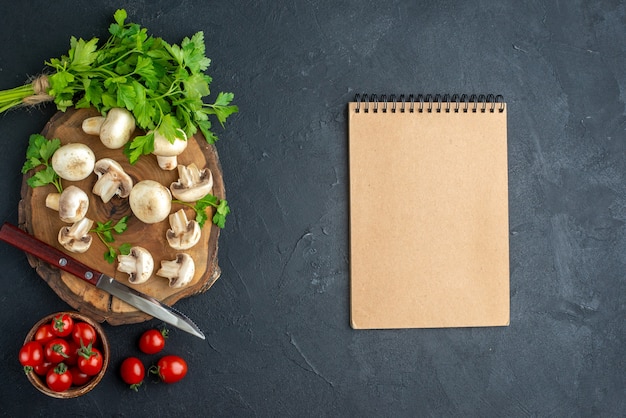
top-left (129, 180), bottom-right (172, 224)
top-left (82, 108), bottom-right (136, 149)
top-left (51, 143), bottom-right (96, 181)
top-left (151, 130), bottom-right (188, 171)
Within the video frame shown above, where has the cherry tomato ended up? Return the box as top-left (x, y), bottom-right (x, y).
top-left (44, 338), bottom-right (71, 364)
top-left (138, 328), bottom-right (167, 354)
top-left (33, 324), bottom-right (56, 344)
top-left (70, 366), bottom-right (92, 386)
top-left (19, 341), bottom-right (44, 373)
top-left (46, 363), bottom-right (72, 392)
top-left (64, 340), bottom-right (80, 366)
top-left (50, 314), bottom-right (74, 338)
top-left (152, 355), bottom-right (187, 384)
top-left (78, 345), bottom-right (103, 376)
top-left (71, 322), bottom-right (97, 346)
top-left (33, 359), bottom-right (54, 376)
top-left (120, 357), bottom-right (145, 391)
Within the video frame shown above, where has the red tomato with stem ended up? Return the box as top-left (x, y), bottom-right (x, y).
top-left (71, 322), bottom-right (97, 346)
top-left (152, 355), bottom-right (187, 384)
top-left (138, 328), bottom-right (168, 354)
top-left (34, 324), bottom-right (56, 344)
top-left (78, 344), bottom-right (103, 376)
top-left (19, 341), bottom-right (44, 373)
top-left (120, 357), bottom-right (145, 391)
top-left (46, 363), bottom-right (72, 392)
top-left (44, 338), bottom-right (71, 364)
top-left (50, 314), bottom-right (73, 337)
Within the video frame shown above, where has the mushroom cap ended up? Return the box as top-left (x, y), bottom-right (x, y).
top-left (129, 180), bottom-right (172, 224)
top-left (54, 186), bottom-right (90, 223)
top-left (51, 143), bottom-right (96, 181)
top-left (99, 108), bottom-right (136, 149)
top-left (152, 130), bottom-right (188, 157)
top-left (156, 253), bottom-right (195, 288)
top-left (170, 164), bottom-right (214, 202)
top-left (117, 246), bottom-right (154, 284)
top-left (92, 158), bottom-right (134, 203)
top-left (58, 217), bottom-right (94, 253)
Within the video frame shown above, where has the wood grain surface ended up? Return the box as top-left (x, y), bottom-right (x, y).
top-left (18, 108), bottom-right (223, 325)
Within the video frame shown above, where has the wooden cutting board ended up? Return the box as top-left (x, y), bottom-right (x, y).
top-left (18, 108), bottom-right (223, 325)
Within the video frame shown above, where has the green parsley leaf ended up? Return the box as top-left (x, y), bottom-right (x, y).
top-left (173, 192), bottom-right (230, 228)
top-left (113, 216), bottom-right (129, 234)
top-left (116, 82), bottom-right (136, 109)
top-left (104, 248), bottom-right (117, 264)
top-left (213, 199), bottom-right (230, 228)
top-left (21, 134), bottom-right (62, 193)
top-left (9, 9), bottom-right (238, 163)
top-left (114, 8), bottom-right (127, 27)
top-left (69, 37), bottom-right (99, 72)
top-left (92, 216), bottom-right (130, 263)
top-left (124, 131), bottom-right (154, 164)
top-left (158, 114), bottom-right (182, 142)
top-left (118, 242), bottom-right (132, 255)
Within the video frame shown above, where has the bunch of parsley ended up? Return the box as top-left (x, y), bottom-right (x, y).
top-left (3, 9), bottom-right (237, 164)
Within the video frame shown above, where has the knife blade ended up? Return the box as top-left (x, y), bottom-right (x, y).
top-left (0, 222), bottom-right (205, 340)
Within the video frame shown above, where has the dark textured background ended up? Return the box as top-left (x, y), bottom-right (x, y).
top-left (0, 1), bottom-right (624, 416)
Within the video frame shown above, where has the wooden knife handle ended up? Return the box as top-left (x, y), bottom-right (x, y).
top-left (0, 223), bottom-right (101, 286)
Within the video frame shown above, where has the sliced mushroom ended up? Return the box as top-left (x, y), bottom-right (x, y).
top-left (92, 158), bottom-right (134, 203)
top-left (58, 217), bottom-right (94, 253)
top-left (156, 253), bottom-right (195, 288)
top-left (51, 143), bottom-right (96, 181)
top-left (170, 163), bottom-right (213, 202)
top-left (129, 180), bottom-right (172, 224)
top-left (166, 209), bottom-right (201, 250)
top-left (117, 246), bottom-right (154, 284)
top-left (45, 185), bottom-right (89, 223)
top-left (82, 108), bottom-right (136, 149)
top-left (151, 130), bottom-right (188, 170)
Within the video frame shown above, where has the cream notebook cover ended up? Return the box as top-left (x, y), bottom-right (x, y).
top-left (348, 94), bottom-right (510, 329)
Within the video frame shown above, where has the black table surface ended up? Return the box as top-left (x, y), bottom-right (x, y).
top-left (0, 1), bottom-right (624, 416)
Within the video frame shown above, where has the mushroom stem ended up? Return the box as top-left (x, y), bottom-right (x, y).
top-left (93, 179), bottom-right (120, 203)
top-left (82, 117), bottom-right (105, 135)
top-left (170, 209), bottom-right (189, 234)
top-left (45, 193), bottom-right (61, 211)
top-left (156, 155), bottom-right (178, 171)
top-left (68, 217), bottom-right (93, 237)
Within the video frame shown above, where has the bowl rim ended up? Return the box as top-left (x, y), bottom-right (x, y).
top-left (23, 311), bottom-right (110, 399)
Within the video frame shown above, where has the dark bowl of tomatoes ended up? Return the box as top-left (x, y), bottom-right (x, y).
top-left (21, 311), bottom-right (110, 398)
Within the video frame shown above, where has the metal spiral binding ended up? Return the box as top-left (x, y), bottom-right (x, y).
top-left (354, 93), bottom-right (505, 113)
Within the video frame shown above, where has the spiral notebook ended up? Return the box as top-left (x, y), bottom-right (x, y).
top-left (348, 94), bottom-right (510, 329)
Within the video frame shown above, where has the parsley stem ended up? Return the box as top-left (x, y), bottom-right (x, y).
top-left (52, 178), bottom-right (63, 194)
top-left (0, 84), bottom-right (36, 111)
top-left (172, 200), bottom-right (195, 210)
top-left (97, 48), bottom-right (142, 68)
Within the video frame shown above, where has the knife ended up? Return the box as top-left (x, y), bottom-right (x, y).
top-left (0, 222), bottom-right (205, 340)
